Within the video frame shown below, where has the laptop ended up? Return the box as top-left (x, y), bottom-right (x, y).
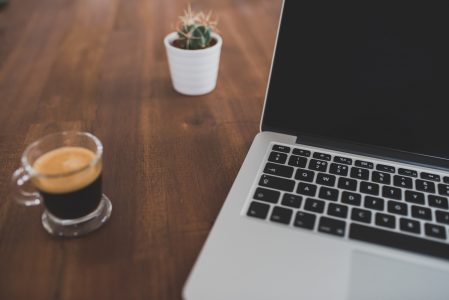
top-left (183, 1), bottom-right (449, 299)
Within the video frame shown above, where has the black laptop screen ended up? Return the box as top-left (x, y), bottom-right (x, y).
top-left (262, 1), bottom-right (449, 160)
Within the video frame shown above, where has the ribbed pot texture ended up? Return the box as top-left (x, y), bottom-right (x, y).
top-left (164, 32), bottom-right (222, 96)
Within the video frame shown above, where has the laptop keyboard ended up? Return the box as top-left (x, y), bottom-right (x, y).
top-left (246, 144), bottom-right (449, 260)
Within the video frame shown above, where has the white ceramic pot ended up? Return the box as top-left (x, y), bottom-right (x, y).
top-left (164, 32), bottom-right (222, 96)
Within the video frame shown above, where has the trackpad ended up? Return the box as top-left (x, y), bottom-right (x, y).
top-left (348, 251), bottom-right (449, 300)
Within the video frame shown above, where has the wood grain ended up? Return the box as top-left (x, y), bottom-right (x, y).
top-left (0, 0), bottom-right (282, 299)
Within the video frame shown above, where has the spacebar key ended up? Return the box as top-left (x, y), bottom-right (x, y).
top-left (349, 223), bottom-right (449, 261)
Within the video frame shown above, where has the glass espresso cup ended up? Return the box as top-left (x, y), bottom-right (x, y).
top-left (11, 132), bottom-right (112, 237)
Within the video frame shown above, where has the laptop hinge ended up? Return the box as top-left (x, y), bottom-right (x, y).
top-left (295, 135), bottom-right (449, 171)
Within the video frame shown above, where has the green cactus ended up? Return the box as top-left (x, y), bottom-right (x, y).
top-left (175, 5), bottom-right (218, 50)
top-left (177, 24), bottom-right (212, 50)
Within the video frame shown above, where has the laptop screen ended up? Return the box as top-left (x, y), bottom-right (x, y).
top-left (262, 1), bottom-right (449, 160)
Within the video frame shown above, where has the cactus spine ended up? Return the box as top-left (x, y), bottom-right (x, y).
top-left (175, 5), bottom-right (218, 50)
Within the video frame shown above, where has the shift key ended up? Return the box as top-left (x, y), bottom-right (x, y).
top-left (259, 174), bottom-right (295, 192)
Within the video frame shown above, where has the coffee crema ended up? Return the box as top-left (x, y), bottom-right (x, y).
top-left (32, 146), bottom-right (101, 194)
top-left (32, 146), bottom-right (103, 219)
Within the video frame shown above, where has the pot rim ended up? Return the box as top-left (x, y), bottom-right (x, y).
top-left (164, 32), bottom-right (222, 54)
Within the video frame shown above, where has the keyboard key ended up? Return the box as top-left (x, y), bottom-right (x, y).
top-left (295, 169), bottom-right (315, 182)
top-left (327, 203), bottom-right (348, 219)
top-left (264, 162), bottom-right (294, 178)
top-left (435, 210), bottom-right (449, 225)
top-left (393, 175), bottom-right (413, 189)
top-left (316, 173), bottom-right (336, 187)
top-left (334, 156), bottom-right (352, 165)
top-left (329, 163), bottom-right (349, 176)
top-left (318, 217), bottom-right (346, 236)
top-left (304, 198), bottom-right (325, 213)
top-left (272, 145), bottom-right (290, 153)
top-left (416, 180), bottom-right (436, 193)
top-left (398, 168), bottom-right (418, 177)
top-left (400, 218), bottom-right (421, 234)
top-left (293, 211), bottom-right (316, 229)
top-left (288, 155), bottom-right (307, 168)
top-left (351, 208), bottom-right (372, 223)
top-left (411, 205), bottom-right (432, 220)
top-left (292, 148), bottom-right (311, 157)
top-left (438, 184), bottom-right (449, 197)
top-left (341, 191), bottom-right (362, 206)
top-left (350, 223), bottom-right (449, 261)
top-left (247, 201), bottom-right (270, 219)
top-left (253, 187), bottom-right (280, 204)
top-left (313, 152), bottom-right (331, 161)
top-left (405, 190), bottom-right (425, 204)
top-left (444, 176), bottom-right (449, 184)
top-left (372, 171), bottom-right (391, 185)
top-left (268, 151), bottom-right (287, 164)
top-left (365, 196), bottom-right (384, 211)
top-left (259, 174), bottom-right (295, 192)
top-left (281, 193), bottom-right (302, 208)
top-left (297, 182), bottom-right (317, 197)
top-left (308, 159), bottom-right (328, 172)
top-left (382, 186), bottom-right (402, 200)
top-left (425, 224), bottom-right (446, 240)
top-left (355, 160), bottom-right (373, 169)
top-left (428, 195), bottom-right (449, 209)
top-left (318, 187), bottom-right (339, 201)
top-left (421, 172), bottom-right (441, 182)
top-left (376, 164), bottom-right (395, 173)
top-left (360, 181), bottom-right (379, 196)
top-left (387, 201), bottom-right (408, 216)
top-left (338, 178), bottom-right (357, 191)
top-left (375, 213), bottom-right (396, 229)
top-left (270, 206), bottom-right (293, 225)
top-left (350, 167), bottom-right (369, 180)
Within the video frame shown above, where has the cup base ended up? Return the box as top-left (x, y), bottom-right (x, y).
top-left (42, 194), bottom-right (112, 237)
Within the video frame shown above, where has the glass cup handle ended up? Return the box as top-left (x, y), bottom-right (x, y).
top-left (11, 167), bottom-right (41, 206)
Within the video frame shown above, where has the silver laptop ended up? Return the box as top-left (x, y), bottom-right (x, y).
top-left (183, 1), bottom-right (449, 299)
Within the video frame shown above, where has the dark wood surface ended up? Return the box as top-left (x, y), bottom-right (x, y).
top-left (0, 0), bottom-right (282, 299)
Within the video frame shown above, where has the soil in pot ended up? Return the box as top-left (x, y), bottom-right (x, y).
top-left (171, 38), bottom-right (218, 50)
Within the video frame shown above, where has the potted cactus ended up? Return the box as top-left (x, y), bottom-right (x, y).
top-left (164, 5), bottom-right (222, 96)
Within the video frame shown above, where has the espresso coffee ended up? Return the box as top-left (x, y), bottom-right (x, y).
top-left (32, 147), bottom-right (102, 219)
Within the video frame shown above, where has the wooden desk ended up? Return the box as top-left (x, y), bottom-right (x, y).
top-left (0, 0), bottom-right (282, 298)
